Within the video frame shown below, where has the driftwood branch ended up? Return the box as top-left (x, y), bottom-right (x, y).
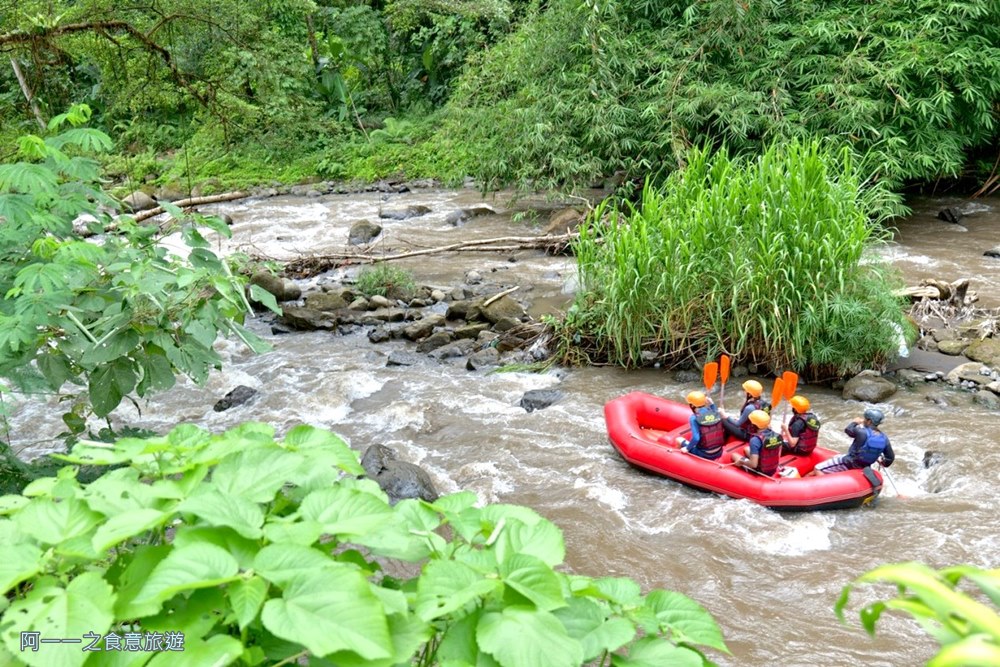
top-left (483, 286), bottom-right (520, 307)
top-left (131, 190), bottom-right (249, 223)
top-left (277, 233), bottom-right (577, 278)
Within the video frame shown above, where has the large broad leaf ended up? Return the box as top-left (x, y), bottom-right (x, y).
top-left (88, 358), bottom-right (138, 417)
top-left (253, 544), bottom-right (336, 586)
top-left (82, 469), bottom-right (159, 516)
top-left (80, 329), bottom-right (140, 367)
top-left (260, 565), bottom-right (392, 660)
top-left (177, 490), bottom-right (264, 539)
top-left (645, 590), bottom-right (728, 652)
top-left (282, 425), bottom-right (363, 475)
top-left (610, 636), bottom-right (703, 667)
top-left (172, 526), bottom-right (260, 571)
top-left (15, 496), bottom-right (103, 546)
top-left (0, 162), bottom-right (58, 194)
top-left (133, 543), bottom-right (240, 609)
top-left (499, 553), bottom-right (567, 611)
top-left (325, 612), bottom-right (433, 667)
top-left (108, 545), bottom-right (171, 619)
top-left (553, 597), bottom-right (635, 661)
top-left (227, 576), bottom-right (269, 631)
top-left (210, 447), bottom-right (306, 503)
top-left (477, 606), bottom-right (584, 667)
top-left (91, 509), bottom-right (168, 552)
top-left (140, 587), bottom-right (227, 640)
top-left (0, 543), bottom-right (45, 595)
top-left (0, 573), bottom-right (115, 667)
top-left (495, 518), bottom-right (565, 567)
top-left (299, 486), bottom-right (394, 537)
top-left (415, 560), bottom-right (500, 621)
top-left (145, 634), bottom-right (242, 667)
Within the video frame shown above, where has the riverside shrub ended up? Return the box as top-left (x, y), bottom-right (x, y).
top-left (0, 422), bottom-right (729, 666)
top-left (559, 140), bottom-right (908, 377)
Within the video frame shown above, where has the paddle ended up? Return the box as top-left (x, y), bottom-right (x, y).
top-left (879, 464), bottom-right (908, 499)
top-left (770, 377), bottom-right (784, 415)
top-left (781, 370), bottom-right (799, 426)
top-left (703, 361), bottom-right (719, 395)
top-left (719, 354), bottom-right (730, 410)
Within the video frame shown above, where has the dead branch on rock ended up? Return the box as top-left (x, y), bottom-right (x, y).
top-left (276, 233), bottom-right (577, 278)
top-left (132, 191), bottom-right (250, 224)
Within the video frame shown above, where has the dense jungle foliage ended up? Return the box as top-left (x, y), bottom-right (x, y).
top-left (0, 1), bottom-right (998, 192)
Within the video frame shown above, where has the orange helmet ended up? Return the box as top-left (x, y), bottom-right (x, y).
top-left (742, 380), bottom-right (763, 398)
top-left (748, 410), bottom-right (770, 429)
top-left (790, 395), bottom-right (810, 413)
top-left (686, 390), bottom-right (708, 408)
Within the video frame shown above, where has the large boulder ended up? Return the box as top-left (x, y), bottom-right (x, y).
top-left (842, 372), bottom-right (897, 402)
top-left (379, 205), bottom-right (431, 220)
top-left (249, 272), bottom-right (301, 303)
top-left (964, 338), bottom-right (1000, 369)
top-left (213, 385), bottom-right (258, 412)
top-left (348, 219), bottom-right (383, 245)
top-left (543, 208), bottom-right (585, 235)
top-left (519, 389), bottom-right (564, 413)
top-left (480, 295), bottom-right (526, 324)
top-left (122, 190), bottom-right (156, 212)
top-left (361, 444), bottom-right (438, 504)
top-left (944, 361), bottom-right (993, 386)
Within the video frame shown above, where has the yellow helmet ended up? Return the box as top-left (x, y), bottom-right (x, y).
top-left (686, 390), bottom-right (708, 408)
top-left (748, 410), bottom-right (770, 429)
top-left (790, 395), bottom-right (810, 413)
top-left (742, 380), bottom-right (763, 398)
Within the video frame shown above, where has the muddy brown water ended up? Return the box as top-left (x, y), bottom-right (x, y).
top-left (7, 188), bottom-right (1000, 666)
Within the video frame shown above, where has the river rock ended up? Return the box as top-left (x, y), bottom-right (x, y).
top-left (465, 270), bottom-right (483, 285)
top-left (416, 331), bottom-right (453, 353)
top-left (543, 208), bottom-right (585, 235)
top-left (348, 220), bottom-right (383, 245)
top-left (963, 338), bottom-right (1000, 369)
top-left (973, 391), bottom-right (1000, 409)
top-left (936, 208), bottom-right (963, 224)
top-left (278, 307), bottom-right (336, 330)
top-left (387, 351), bottom-right (422, 366)
top-left (923, 451), bottom-right (945, 468)
top-left (368, 326), bottom-right (391, 343)
top-left (944, 361), bottom-right (992, 386)
top-left (936, 339), bottom-right (969, 356)
top-left (520, 389), bottom-right (564, 413)
top-left (305, 291), bottom-right (352, 311)
top-left (455, 323), bottom-right (490, 339)
top-left (931, 328), bottom-right (958, 342)
top-left (213, 385), bottom-right (258, 412)
top-left (403, 314), bottom-right (445, 341)
top-left (480, 295), bottom-right (526, 323)
top-left (492, 316), bottom-right (521, 333)
top-left (985, 246), bottom-right (1000, 258)
top-left (361, 444), bottom-right (438, 504)
top-left (429, 339), bottom-right (476, 360)
top-left (466, 347), bottom-right (500, 370)
top-left (842, 372), bottom-right (897, 402)
top-left (379, 205), bottom-right (431, 220)
top-left (925, 391), bottom-right (956, 407)
top-left (349, 297), bottom-right (369, 310)
top-left (122, 190), bottom-right (156, 212)
top-left (249, 272), bottom-right (301, 303)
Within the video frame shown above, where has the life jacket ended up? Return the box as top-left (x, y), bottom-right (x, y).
top-left (788, 412), bottom-right (821, 455)
top-left (694, 406), bottom-right (726, 458)
top-left (853, 428), bottom-right (888, 467)
top-left (738, 396), bottom-right (770, 425)
top-left (753, 428), bottom-right (783, 476)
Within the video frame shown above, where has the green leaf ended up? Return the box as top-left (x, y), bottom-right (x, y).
top-left (283, 425), bottom-right (364, 475)
top-left (146, 634), bottom-right (243, 667)
top-left (645, 589), bottom-right (729, 652)
top-left (496, 518), bottom-right (566, 567)
top-left (0, 573), bottom-right (115, 667)
top-left (500, 553), bottom-right (567, 611)
top-left (88, 359), bottom-right (137, 417)
top-left (611, 636), bottom-right (703, 667)
top-left (177, 489), bottom-right (264, 539)
top-left (228, 576), bottom-right (269, 630)
top-left (0, 495), bottom-right (29, 515)
top-left (91, 509), bottom-right (167, 552)
top-left (106, 545), bottom-right (171, 619)
top-left (592, 577), bottom-right (644, 605)
top-left (211, 447), bottom-right (306, 503)
top-left (248, 284), bottom-right (281, 314)
top-left (554, 597), bottom-right (635, 661)
top-left (326, 611), bottom-right (433, 667)
top-left (134, 344), bottom-right (176, 396)
top-left (36, 353), bottom-right (74, 391)
top-left (415, 560), bottom-right (500, 621)
top-left (81, 329), bottom-right (140, 366)
top-left (133, 543), bottom-right (240, 608)
top-left (0, 163), bottom-right (58, 194)
top-left (261, 566), bottom-right (393, 660)
top-left (0, 543), bottom-right (45, 594)
top-left (172, 526), bottom-right (260, 571)
top-left (261, 519), bottom-right (324, 546)
top-left (253, 544), bottom-right (336, 586)
top-left (15, 496), bottom-right (103, 546)
top-left (477, 606), bottom-right (584, 667)
top-left (299, 486), bottom-right (394, 537)
top-left (140, 586), bottom-right (227, 641)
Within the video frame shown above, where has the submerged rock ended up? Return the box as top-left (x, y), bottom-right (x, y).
top-left (361, 444), bottom-right (438, 504)
top-left (213, 385), bottom-right (258, 412)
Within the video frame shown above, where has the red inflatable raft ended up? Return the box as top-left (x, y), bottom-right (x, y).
top-left (605, 391), bottom-right (882, 511)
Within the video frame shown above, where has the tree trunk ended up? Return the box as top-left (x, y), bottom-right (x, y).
top-left (9, 57), bottom-right (46, 130)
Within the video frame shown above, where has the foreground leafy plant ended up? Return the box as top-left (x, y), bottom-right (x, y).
top-left (0, 422), bottom-right (729, 666)
top-left (836, 562), bottom-right (1000, 667)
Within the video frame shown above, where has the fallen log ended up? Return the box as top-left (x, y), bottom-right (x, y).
top-left (132, 190), bottom-right (250, 223)
top-left (274, 233), bottom-right (578, 278)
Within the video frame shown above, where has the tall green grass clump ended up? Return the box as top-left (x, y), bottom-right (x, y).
top-left (356, 264), bottom-right (418, 301)
top-left (559, 140), bottom-right (908, 378)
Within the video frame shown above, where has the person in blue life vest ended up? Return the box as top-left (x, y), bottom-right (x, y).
top-left (676, 390), bottom-right (726, 461)
top-left (781, 395), bottom-right (821, 456)
top-left (730, 409), bottom-right (785, 476)
top-left (806, 408), bottom-right (894, 476)
top-left (719, 379), bottom-right (770, 441)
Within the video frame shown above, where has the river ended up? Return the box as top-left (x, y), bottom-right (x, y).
top-left (7, 186), bottom-right (1000, 666)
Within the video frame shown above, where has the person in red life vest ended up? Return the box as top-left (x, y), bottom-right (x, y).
top-left (781, 395), bottom-right (821, 456)
top-left (719, 379), bottom-right (770, 441)
top-left (676, 390), bottom-right (726, 461)
top-left (730, 409), bottom-right (785, 476)
top-left (806, 408), bottom-right (894, 476)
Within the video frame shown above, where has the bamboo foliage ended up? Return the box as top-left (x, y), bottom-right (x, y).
top-left (560, 140), bottom-right (908, 377)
